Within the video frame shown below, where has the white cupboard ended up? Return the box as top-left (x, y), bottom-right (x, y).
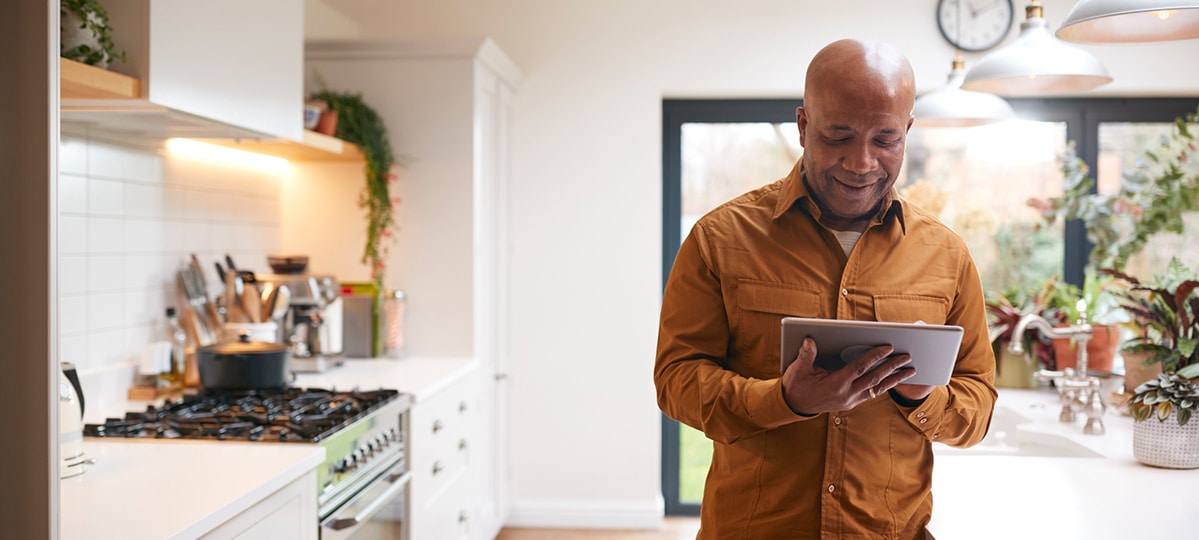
top-left (64, 0), bottom-right (303, 141)
top-left (300, 37), bottom-right (520, 539)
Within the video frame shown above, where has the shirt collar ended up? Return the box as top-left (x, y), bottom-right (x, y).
top-left (772, 161), bottom-right (907, 234)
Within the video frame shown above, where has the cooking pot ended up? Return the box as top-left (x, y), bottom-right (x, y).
top-left (197, 332), bottom-right (291, 390)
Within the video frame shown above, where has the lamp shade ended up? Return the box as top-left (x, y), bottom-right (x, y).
top-left (1057, 0), bottom-right (1199, 43)
top-left (913, 57), bottom-right (1016, 127)
top-left (962, 3), bottom-right (1113, 95)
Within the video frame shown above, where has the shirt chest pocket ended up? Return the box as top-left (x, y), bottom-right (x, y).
top-left (873, 294), bottom-right (949, 325)
top-left (734, 281), bottom-right (821, 374)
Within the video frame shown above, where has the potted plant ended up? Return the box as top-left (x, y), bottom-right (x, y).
top-left (307, 89), bottom-right (399, 290)
top-left (1041, 269), bottom-right (1127, 373)
top-left (60, 0), bottom-right (126, 68)
top-left (986, 281), bottom-right (1060, 388)
top-left (1102, 257), bottom-right (1199, 392)
top-left (1129, 372), bottom-right (1199, 469)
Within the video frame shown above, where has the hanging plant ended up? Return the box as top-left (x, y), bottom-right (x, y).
top-left (308, 90), bottom-right (398, 289)
top-left (60, 0), bottom-right (127, 68)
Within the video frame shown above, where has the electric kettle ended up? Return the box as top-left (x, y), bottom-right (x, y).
top-left (59, 362), bottom-right (87, 479)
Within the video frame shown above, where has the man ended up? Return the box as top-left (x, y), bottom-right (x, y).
top-left (654, 39), bottom-right (996, 539)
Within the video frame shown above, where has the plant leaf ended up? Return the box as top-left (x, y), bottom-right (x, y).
top-left (1177, 364), bottom-right (1199, 379)
top-left (1157, 401), bottom-right (1174, 421)
top-left (1180, 408), bottom-right (1192, 426)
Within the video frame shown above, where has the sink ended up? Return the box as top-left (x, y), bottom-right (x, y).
top-left (933, 406), bottom-right (1103, 458)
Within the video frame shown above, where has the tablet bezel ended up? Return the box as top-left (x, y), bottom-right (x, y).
top-left (780, 317), bottom-right (964, 386)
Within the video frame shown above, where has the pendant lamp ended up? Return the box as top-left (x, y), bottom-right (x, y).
top-left (913, 54), bottom-right (1016, 127)
top-left (962, 1), bottom-right (1113, 96)
top-left (1057, 0), bottom-right (1199, 43)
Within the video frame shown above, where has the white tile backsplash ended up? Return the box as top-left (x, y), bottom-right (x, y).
top-left (59, 136), bottom-right (284, 418)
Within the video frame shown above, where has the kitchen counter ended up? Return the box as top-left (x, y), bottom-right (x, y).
top-left (293, 356), bottom-right (478, 402)
top-left (928, 386), bottom-right (1198, 538)
top-left (61, 356), bottom-right (476, 539)
top-left (60, 440), bottom-right (324, 540)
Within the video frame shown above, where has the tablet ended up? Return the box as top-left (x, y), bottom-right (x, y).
top-left (780, 317), bottom-right (964, 386)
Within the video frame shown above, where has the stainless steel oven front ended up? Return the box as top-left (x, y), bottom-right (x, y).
top-left (318, 394), bottom-right (412, 540)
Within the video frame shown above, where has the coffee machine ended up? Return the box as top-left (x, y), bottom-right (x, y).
top-left (256, 256), bottom-right (344, 372)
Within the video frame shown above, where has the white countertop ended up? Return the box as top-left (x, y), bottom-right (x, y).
top-left (928, 386), bottom-right (1198, 538)
top-left (61, 356), bottom-right (476, 539)
top-left (60, 440), bottom-right (324, 540)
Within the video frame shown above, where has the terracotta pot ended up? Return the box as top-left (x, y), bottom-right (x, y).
top-left (1121, 350), bottom-right (1162, 394)
top-left (315, 109), bottom-right (339, 136)
top-left (1051, 323), bottom-right (1119, 373)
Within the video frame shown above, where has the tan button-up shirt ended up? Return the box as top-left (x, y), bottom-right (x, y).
top-left (655, 162), bottom-right (996, 540)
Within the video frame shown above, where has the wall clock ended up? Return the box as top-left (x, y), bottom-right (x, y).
top-left (936, 0), bottom-right (1015, 52)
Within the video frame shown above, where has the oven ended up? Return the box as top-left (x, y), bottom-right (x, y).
top-left (85, 387), bottom-right (412, 540)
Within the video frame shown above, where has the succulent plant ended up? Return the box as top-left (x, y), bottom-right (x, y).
top-left (1130, 372), bottom-right (1199, 426)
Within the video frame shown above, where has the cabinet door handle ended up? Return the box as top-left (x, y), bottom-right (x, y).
top-left (459, 401), bottom-right (468, 413)
top-left (432, 419), bottom-right (444, 434)
top-left (432, 461), bottom-right (444, 475)
top-left (459, 438), bottom-right (468, 451)
top-left (459, 510), bottom-right (469, 523)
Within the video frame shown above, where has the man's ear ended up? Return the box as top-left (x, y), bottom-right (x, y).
top-left (796, 106), bottom-right (808, 146)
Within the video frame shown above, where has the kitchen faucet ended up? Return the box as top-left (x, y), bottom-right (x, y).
top-left (1008, 302), bottom-right (1106, 435)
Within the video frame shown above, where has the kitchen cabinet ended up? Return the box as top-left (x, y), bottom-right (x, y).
top-left (59, 57), bottom-right (362, 161)
top-left (410, 366), bottom-right (482, 540)
top-left (63, 0), bottom-right (300, 141)
top-left (300, 37), bottom-right (521, 539)
top-left (201, 469), bottom-right (318, 540)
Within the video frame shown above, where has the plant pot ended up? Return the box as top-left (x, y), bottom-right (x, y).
top-left (315, 109), bottom-right (339, 136)
top-left (1121, 350), bottom-right (1162, 394)
top-left (1133, 412), bottom-right (1199, 469)
top-left (1051, 323), bottom-right (1119, 373)
top-left (994, 345), bottom-right (1039, 389)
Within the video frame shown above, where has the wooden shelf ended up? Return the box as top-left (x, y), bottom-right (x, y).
top-left (199, 130), bottom-right (365, 162)
top-left (58, 57), bottom-right (363, 162)
top-left (59, 57), bottom-right (140, 100)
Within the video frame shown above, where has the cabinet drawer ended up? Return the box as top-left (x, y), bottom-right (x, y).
top-left (412, 466), bottom-right (473, 540)
top-left (410, 370), bottom-right (478, 502)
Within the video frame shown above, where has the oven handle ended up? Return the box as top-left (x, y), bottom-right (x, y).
top-left (323, 466), bottom-right (411, 532)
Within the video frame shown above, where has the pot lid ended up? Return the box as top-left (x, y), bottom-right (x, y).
top-left (199, 332), bottom-right (288, 355)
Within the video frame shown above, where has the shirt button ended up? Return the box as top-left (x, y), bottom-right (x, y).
top-left (828, 484), bottom-right (835, 493)
top-left (919, 418), bottom-right (928, 424)
top-left (933, 434), bottom-right (940, 440)
top-left (841, 288), bottom-right (849, 296)
top-left (916, 412), bottom-right (925, 418)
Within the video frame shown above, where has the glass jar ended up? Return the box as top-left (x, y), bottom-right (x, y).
top-left (382, 289), bottom-right (407, 359)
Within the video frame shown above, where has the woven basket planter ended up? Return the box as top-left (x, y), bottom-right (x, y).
top-left (1133, 411), bottom-right (1199, 469)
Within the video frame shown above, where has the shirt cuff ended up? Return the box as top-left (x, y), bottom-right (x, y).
top-left (749, 378), bottom-right (818, 428)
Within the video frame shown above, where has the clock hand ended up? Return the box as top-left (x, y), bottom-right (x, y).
top-left (972, 0), bottom-right (1004, 17)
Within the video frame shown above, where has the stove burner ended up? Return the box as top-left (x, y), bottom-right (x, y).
top-left (85, 387), bottom-right (399, 443)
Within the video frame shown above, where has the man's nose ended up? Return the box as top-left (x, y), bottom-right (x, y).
top-left (842, 141), bottom-right (879, 175)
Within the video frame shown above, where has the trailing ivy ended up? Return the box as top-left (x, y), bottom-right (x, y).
top-left (309, 90), bottom-right (398, 289)
top-left (60, 0), bottom-right (126, 67)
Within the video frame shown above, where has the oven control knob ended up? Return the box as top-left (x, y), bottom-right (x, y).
top-left (333, 459), bottom-right (346, 474)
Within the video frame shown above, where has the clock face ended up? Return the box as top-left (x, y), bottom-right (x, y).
top-left (937, 0), bottom-right (1015, 52)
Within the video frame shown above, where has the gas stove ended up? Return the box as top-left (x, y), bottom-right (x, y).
top-left (85, 386), bottom-right (411, 534)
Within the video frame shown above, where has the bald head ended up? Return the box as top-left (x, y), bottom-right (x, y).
top-left (804, 39), bottom-right (915, 116)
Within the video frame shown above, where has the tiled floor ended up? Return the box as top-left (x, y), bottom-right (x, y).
top-left (496, 517), bottom-right (700, 540)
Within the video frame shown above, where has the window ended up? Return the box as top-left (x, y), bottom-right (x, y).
top-left (659, 97), bottom-right (1199, 516)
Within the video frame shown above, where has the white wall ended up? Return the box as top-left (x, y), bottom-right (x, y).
top-left (304, 0), bottom-right (1199, 529)
top-left (58, 134), bottom-right (285, 423)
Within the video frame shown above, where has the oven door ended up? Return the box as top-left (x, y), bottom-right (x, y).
top-left (320, 460), bottom-right (410, 540)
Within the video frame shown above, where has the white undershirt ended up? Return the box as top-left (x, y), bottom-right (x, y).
top-left (830, 229), bottom-right (862, 257)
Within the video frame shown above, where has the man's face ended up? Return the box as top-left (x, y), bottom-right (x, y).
top-left (796, 89), bottom-right (913, 229)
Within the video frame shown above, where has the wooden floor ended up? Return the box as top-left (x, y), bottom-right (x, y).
top-left (496, 517), bottom-right (700, 540)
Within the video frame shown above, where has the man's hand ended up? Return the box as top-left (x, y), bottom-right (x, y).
top-left (781, 337), bottom-right (916, 415)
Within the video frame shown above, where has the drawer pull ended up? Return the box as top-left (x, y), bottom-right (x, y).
top-left (459, 510), bottom-right (469, 523)
top-left (432, 419), bottom-right (444, 434)
top-left (459, 401), bottom-right (468, 413)
top-left (459, 439), bottom-right (468, 451)
top-left (432, 461), bottom-right (444, 475)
